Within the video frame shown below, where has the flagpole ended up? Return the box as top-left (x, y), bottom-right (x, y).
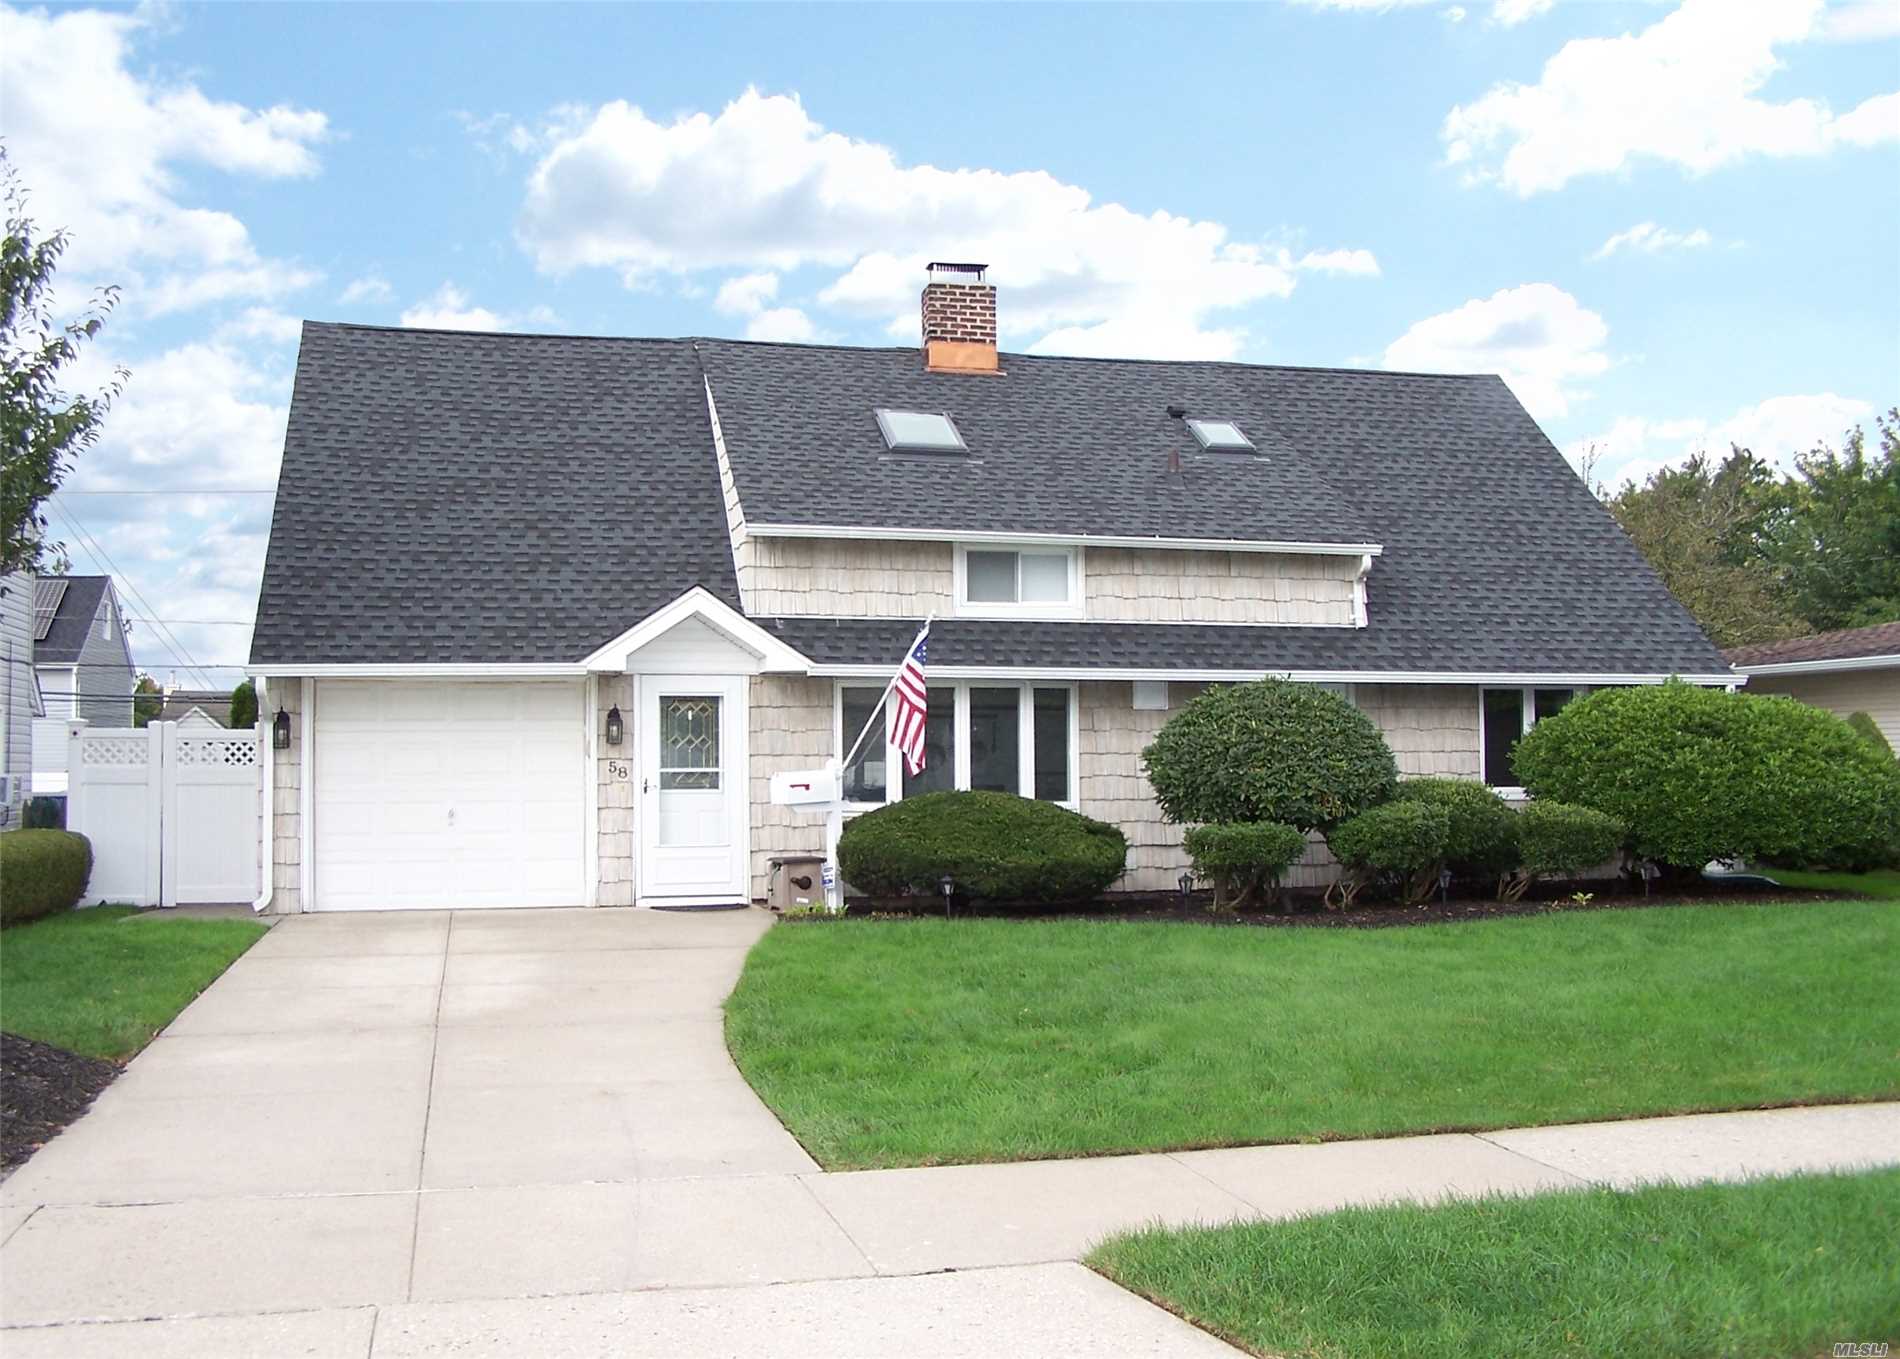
top-left (839, 616), bottom-right (931, 775)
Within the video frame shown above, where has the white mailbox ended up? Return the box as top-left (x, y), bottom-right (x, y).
top-left (769, 765), bottom-right (840, 807)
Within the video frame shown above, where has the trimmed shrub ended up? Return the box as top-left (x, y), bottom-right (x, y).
top-left (22, 795), bottom-right (65, 830)
top-left (1847, 711), bottom-right (1894, 759)
top-left (1325, 801), bottom-right (1450, 908)
top-left (1142, 680), bottom-right (1398, 832)
top-left (0, 830), bottom-right (94, 926)
top-left (1513, 680), bottom-right (1900, 871)
top-left (1502, 801), bottom-right (1626, 901)
top-left (229, 679), bottom-right (259, 730)
top-left (1392, 778), bottom-right (1519, 881)
top-left (1183, 822), bottom-right (1309, 911)
top-left (837, 791), bottom-right (1127, 903)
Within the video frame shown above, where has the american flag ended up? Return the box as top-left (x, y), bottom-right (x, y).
top-left (891, 625), bottom-right (931, 776)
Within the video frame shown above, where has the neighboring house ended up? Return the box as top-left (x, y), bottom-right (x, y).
top-left (1726, 623), bottom-right (1900, 749)
top-left (32, 575), bottom-right (136, 793)
top-left (249, 264), bottom-right (1734, 913)
top-left (0, 571), bottom-right (36, 826)
top-left (157, 689), bottom-right (234, 727)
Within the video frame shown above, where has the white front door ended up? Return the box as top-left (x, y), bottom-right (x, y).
top-left (638, 675), bottom-right (747, 903)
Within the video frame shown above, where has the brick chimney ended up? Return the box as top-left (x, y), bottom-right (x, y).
top-left (921, 262), bottom-right (998, 373)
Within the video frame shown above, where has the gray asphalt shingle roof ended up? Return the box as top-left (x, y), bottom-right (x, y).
top-left (32, 576), bottom-right (108, 664)
top-left (250, 323), bottom-right (742, 665)
top-left (251, 323), bottom-right (1731, 677)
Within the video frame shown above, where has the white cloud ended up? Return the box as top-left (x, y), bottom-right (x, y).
top-left (397, 284), bottom-right (558, 334)
top-left (1589, 222), bottom-right (1714, 260)
top-left (1566, 392), bottom-right (1876, 489)
top-left (1819, 0), bottom-right (1900, 42)
top-left (1294, 0), bottom-right (1549, 23)
top-left (1383, 282), bottom-right (1610, 420)
top-left (50, 337), bottom-right (296, 681)
top-left (1488, 0), bottom-right (1553, 23)
top-left (714, 271), bottom-right (780, 316)
top-left (0, 4), bottom-right (327, 312)
top-left (339, 275), bottom-right (395, 306)
top-left (743, 307), bottom-right (818, 343)
top-left (508, 89), bottom-right (1332, 359)
top-left (400, 283), bottom-right (506, 331)
top-left (216, 307), bottom-right (305, 344)
top-left (1442, 0), bottom-right (1900, 195)
top-left (1296, 248), bottom-right (1382, 276)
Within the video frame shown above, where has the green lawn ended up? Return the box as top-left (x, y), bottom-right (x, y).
top-left (1767, 867), bottom-right (1900, 899)
top-left (725, 901), bottom-right (1899, 1170)
top-left (1, 908), bottom-right (269, 1060)
top-left (1088, 1169), bottom-right (1900, 1359)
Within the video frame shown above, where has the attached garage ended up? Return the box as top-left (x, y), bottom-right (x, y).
top-left (310, 679), bottom-right (588, 911)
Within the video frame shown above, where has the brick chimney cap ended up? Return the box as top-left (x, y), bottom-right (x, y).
top-left (926, 262), bottom-right (989, 283)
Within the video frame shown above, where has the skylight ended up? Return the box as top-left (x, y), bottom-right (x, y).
top-left (1187, 418), bottom-right (1255, 452)
top-left (875, 408), bottom-right (967, 454)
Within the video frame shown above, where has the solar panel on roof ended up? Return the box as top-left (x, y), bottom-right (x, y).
top-left (32, 578), bottom-right (70, 641)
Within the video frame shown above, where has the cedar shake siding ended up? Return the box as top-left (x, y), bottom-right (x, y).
top-left (748, 674), bottom-right (831, 900)
top-left (734, 537), bottom-right (1358, 626)
top-left (269, 678), bottom-right (303, 913)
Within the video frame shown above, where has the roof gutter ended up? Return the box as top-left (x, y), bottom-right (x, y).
top-left (249, 663), bottom-right (588, 679)
top-left (1727, 653), bottom-right (1899, 678)
top-left (744, 522), bottom-right (1383, 558)
top-left (809, 664), bottom-right (1745, 686)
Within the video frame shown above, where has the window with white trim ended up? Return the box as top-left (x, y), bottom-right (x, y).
top-left (1481, 686), bottom-right (1578, 790)
top-left (954, 545), bottom-right (1080, 617)
top-left (838, 681), bottom-right (1077, 806)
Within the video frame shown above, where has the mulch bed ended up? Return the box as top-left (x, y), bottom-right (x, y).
top-left (809, 879), bottom-right (1857, 930)
top-left (1, 1032), bottom-right (119, 1174)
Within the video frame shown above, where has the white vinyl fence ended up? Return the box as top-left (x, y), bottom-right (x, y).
top-left (64, 720), bottom-right (264, 907)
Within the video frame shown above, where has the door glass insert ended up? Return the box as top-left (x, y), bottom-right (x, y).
top-left (659, 696), bottom-right (721, 791)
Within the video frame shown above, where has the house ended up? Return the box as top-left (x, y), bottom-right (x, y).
top-left (30, 575), bottom-right (136, 794)
top-left (156, 688), bottom-right (235, 728)
top-left (249, 263), bottom-right (1734, 913)
top-left (0, 571), bottom-right (36, 825)
top-left (1725, 622), bottom-right (1900, 749)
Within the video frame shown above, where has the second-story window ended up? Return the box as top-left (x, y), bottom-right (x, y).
top-left (956, 545), bottom-right (1079, 616)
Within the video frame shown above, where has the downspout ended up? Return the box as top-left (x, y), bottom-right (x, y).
top-left (1352, 553), bottom-right (1373, 629)
top-left (251, 674), bottom-right (273, 914)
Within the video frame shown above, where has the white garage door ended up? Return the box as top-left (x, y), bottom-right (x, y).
top-left (312, 680), bottom-right (587, 911)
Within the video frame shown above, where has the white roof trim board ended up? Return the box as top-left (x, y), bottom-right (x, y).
top-left (814, 664), bottom-right (1744, 686)
top-left (575, 587), bottom-right (811, 674)
top-left (1727, 653), bottom-right (1899, 677)
top-left (743, 522), bottom-right (1383, 558)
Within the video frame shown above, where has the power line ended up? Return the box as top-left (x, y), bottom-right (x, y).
top-left (126, 618), bottom-right (254, 627)
top-left (53, 488), bottom-right (276, 495)
top-left (50, 504), bottom-right (222, 691)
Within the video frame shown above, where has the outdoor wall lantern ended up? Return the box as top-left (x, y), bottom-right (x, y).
top-left (605, 705), bottom-right (625, 747)
top-left (272, 707), bottom-right (291, 751)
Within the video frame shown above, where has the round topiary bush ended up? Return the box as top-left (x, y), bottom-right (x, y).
top-left (0, 830), bottom-right (94, 926)
top-left (837, 791), bottom-right (1127, 903)
top-left (1502, 801), bottom-right (1625, 901)
top-left (1392, 778), bottom-right (1519, 881)
top-left (1325, 801), bottom-right (1450, 907)
top-left (1182, 821), bottom-right (1309, 911)
top-left (1847, 711), bottom-right (1894, 759)
top-left (1142, 680), bottom-right (1398, 832)
top-left (1513, 680), bottom-right (1900, 871)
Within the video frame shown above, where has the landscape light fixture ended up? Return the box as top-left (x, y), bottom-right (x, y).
top-left (605, 705), bottom-right (624, 747)
top-left (1178, 871), bottom-right (1194, 903)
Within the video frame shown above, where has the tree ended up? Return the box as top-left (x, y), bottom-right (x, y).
top-left (1757, 412), bottom-right (1900, 632)
top-left (132, 674), bottom-right (161, 728)
top-left (229, 679), bottom-right (258, 729)
top-left (1, 147), bottom-right (125, 574)
top-left (1603, 448), bottom-right (1804, 648)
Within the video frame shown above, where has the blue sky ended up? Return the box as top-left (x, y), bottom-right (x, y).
top-left (3, 0), bottom-right (1896, 685)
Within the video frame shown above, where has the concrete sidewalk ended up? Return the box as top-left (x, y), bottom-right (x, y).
top-left (2, 905), bottom-right (1897, 1357)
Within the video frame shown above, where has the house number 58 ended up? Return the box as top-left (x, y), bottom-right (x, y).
top-left (608, 760), bottom-right (632, 781)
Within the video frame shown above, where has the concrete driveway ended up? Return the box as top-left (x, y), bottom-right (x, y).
top-left (0, 907), bottom-right (1239, 1357)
